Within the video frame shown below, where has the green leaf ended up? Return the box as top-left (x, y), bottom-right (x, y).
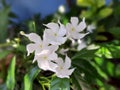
top-left (24, 66), bottom-right (40, 90)
top-left (77, 0), bottom-right (94, 7)
top-left (98, 7), bottom-right (113, 19)
top-left (6, 56), bottom-right (16, 90)
top-left (0, 7), bottom-right (10, 43)
top-left (50, 77), bottom-right (70, 90)
top-left (80, 10), bottom-right (94, 19)
top-left (109, 27), bottom-right (120, 39)
top-left (115, 64), bottom-right (120, 77)
top-left (71, 71), bottom-right (90, 90)
top-left (72, 58), bottom-right (103, 84)
top-left (72, 49), bottom-right (97, 60)
top-left (96, 0), bottom-right (105, 8)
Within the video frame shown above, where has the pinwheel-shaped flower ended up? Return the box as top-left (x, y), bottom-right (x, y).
top-left (54, 55), bottom-right (75, 78)
top-left (34, 47), bottom-right (58, 71)
top-left (66, 17), bottom-right (87, 39)
top-left (43, 22), bottom-right (67, 45)
top-left (23, 33), bottom-right (48, 56)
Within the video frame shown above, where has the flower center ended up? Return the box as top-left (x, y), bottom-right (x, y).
top-left (71, 27), bottom-right (75, 32)
top-left (43, 56), bottom-right (48, 60)
top-left (39, 44), bottom-right (43, 48)
top-left (54, 33), bottom-right (57, 37)
top-left (60, 66), bottom-right (63, 70)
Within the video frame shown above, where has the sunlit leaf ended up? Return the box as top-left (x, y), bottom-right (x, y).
top-left (6, 56), bottom-right (16, 90)
top-left (106, 62), bottom-right (114, 76)
top-left (96, 0), bottom-right (105, 8)
top-left (24, 66), bottom-right (40, 90)
top-left (98, 7), bottom-right (113, 19)
top-left (77, 0), bottom-right (94, 7)
top-left (50, 76), bottom-right (70, 90)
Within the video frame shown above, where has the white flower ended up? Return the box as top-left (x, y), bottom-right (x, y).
top-left (66, 17), bottom-right (87, 39)
top-left (87, 24), bottom-right (96, 33)
top-left (43, 22), bottom-right (67, 45)
top-left (77, 39), bottom-right (86, 50)
top-left (59, 48), bottom-right (69, 55)
top-left (54, 55), bottom-right (75, 78)
top-left (34, 48), bottom-right (58, 71)
top-left (23, 33), bottom-right (49, 56)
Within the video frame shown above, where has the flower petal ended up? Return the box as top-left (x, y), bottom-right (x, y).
top-left (24, 33), bottom-right (41, 43)
top-left (64, 55), bottom-right (71, 69)
top-left (58, 22), bottom-right (66, 36)
top-left (77, 18), bottom-right (86, 32)
top-left (26, 43), bottom-right (36, 56)
top-left (71, 17), bottom-right (79, 26)
top-left (44, 22), bottom-right (59, 32)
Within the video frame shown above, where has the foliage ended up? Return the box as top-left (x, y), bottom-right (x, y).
top-left (0, 0), bottom-right (120, 90)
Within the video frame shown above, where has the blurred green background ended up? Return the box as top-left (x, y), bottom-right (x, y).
top-left (0, 0), bottom-right (120, 90)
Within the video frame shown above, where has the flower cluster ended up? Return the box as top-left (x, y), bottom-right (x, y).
top-left (21, 17), bottom-right (88, 78)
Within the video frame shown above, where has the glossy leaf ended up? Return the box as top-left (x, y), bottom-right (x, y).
top-left (24, 66), bottom-right (40, 90)
top-left (6, 56), bottom-right (16, 90)
top-left (71, 71), bottom-right (91, 90)
top-left (77, 0), bottom-right (94, 7)
top-left (50, 76), bottom-right (70, 90)
top-left (72, 49), bottom-right (97, 60)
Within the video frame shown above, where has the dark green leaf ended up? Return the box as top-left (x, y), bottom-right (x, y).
top-left (72, 58), bottom-right (103, 84)
top-left (72, 49), bottom-right (97, 60)
top-left (109, 27), bottom-right (120, 39)
top-left (24, 66), bottom-right (40, 90)
top-left (50, 77), bottom-right (70, 90)
top-left (71, 70), bottom-right (91, 90)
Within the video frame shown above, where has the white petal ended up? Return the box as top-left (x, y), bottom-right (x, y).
top-left (57, 37), bottom-right (67, 45)
top-left (77, 18), bottom-right (86, 32)
top-left (66, 68), bottom-right (75, 76)
top-left (26, 43), bottom-right (36, 56)
top-left (55, 58), bottom-right (64, 66)
top-left (71, 17), bottom-right (79, 26)
top-left (64, 55), bottom-right (71, 69)
top-left (48, 61), bottom-right (58, 72)
top-left (56, 71), bottom-right (69, 78)
top-left (33, 54), bottom-right (38, 63)
top-left (24, 33), bottom-right (41, 43)
top-left (49, 52), bottom-right (58, 60)
top-left (66, 23), bottom-right (73, 32)
top-left (72, 32), bottom-right (87, 39)
top-left (47, 45), bottom-right (58, 52)
top-left (37, 59), bottom-right (50, 71)
top-left (58, 23), bottom-right (66, 36)
top-left (44, 23), bottom-right (59, 31)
